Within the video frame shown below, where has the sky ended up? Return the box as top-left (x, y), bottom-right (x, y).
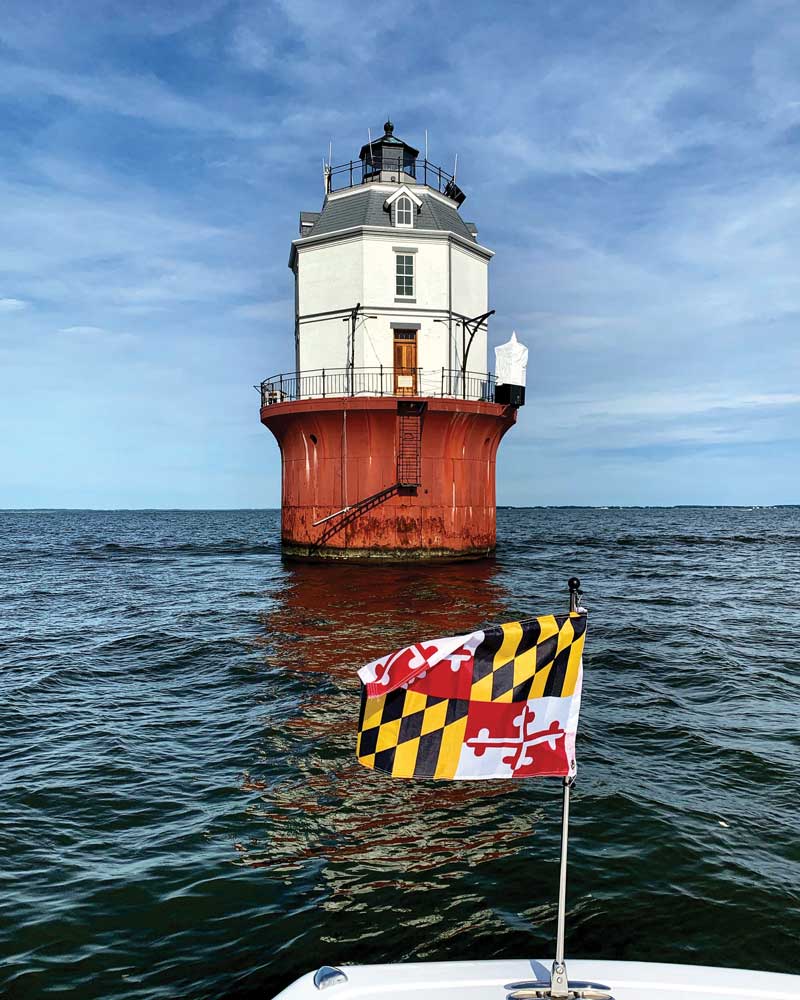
top-left (1, 0), bottom-right (799, 507)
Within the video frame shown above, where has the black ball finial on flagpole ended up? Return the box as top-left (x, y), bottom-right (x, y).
top-left (567, 577), bottom-right (581, 613)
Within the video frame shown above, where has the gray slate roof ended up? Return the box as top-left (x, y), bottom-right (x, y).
top-left (299, 211), bottom-right (320, 234)
top-left (301, 188), bottom-right (476, 242)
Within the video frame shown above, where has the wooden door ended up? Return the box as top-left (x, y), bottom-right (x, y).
top-left (393, 331), bottom-right (417, 396)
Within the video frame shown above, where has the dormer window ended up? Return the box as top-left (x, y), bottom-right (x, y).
top-left (394, 196), bottom-right (413, 228)
top-left (385, 185), bottom-right (422, 228)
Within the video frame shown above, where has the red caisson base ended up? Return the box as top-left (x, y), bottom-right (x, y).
top-left (261, 396), bottom-right (517, 561)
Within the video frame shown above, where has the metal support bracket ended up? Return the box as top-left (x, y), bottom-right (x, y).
top-left (550, 960), bottom-right (569, 999)
top-left (505, 978), bottom-right (613, 1000)
top-left (460, 309), bottom-right (495, 379)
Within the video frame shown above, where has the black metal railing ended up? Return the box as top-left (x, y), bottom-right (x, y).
top-left (259, 367), bottom-right (497, 407)
top-left (326, 157), bottom-right (460, 199)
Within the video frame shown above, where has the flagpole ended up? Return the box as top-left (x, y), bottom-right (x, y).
top-left (556, 779), bottom-right (571, 967)
top-left (550, 578), bottom-right (582, 996)
top-left (568, 576), bottom-right (581, 614)
top-left (550, 777), bottom-right (571, 996)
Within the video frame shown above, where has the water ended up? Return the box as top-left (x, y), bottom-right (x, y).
top-left (1, 507), bottom-right (799, 999)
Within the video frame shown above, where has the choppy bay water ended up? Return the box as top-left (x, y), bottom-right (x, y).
top-left (1, 507), bottom-right (799, 999)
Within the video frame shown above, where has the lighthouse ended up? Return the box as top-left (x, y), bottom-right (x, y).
top-left (259, 121), bottom-right (526, 561)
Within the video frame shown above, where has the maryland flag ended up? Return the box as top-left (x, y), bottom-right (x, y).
top-left (356, 613), bottom-right (587, 780)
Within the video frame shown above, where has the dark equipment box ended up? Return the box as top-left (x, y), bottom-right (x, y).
top-left (494, 383), bottom-right (526, 407)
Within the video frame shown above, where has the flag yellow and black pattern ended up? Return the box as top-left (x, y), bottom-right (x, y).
top-left (357, 612), bottom-right (586, 779)
top-left (470, 611), bottom-right (586, 704)
top-left (356, 687), bottom-right (471, 779)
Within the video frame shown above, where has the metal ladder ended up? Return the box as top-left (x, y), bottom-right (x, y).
top-left (396, 401), bottom-right (425, 487)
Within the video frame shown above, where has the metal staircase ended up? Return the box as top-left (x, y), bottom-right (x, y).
top-left (308, 400), bottom-right (427, 549)
top-left (396, 401), bottom-right (425, 487)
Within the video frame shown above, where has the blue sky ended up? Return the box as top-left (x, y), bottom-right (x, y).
top-left (1, 0), bottom-right (798, 507)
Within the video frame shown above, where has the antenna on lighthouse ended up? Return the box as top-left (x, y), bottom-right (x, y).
top-left (367, 127), bottom-right (374, 166)
top-left (453, 153), bottom-right (458, 183)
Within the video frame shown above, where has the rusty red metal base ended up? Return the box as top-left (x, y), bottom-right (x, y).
top-left (260, 396), bottom-right (516, 562)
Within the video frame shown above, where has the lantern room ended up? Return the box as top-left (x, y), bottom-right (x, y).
top-left (359, 119), bottom-right (419, 183)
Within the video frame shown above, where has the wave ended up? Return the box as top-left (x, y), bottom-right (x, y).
top-left (572, 533), bottom-right (800, 548)
top-left (79, 540), bottom-right (280, 558)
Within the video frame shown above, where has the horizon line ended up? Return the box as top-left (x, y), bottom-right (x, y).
top-left (1, 505), bottom-right (798, 513)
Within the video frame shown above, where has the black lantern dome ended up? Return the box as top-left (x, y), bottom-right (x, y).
top-left (358, 120), bottom-right (419, 180)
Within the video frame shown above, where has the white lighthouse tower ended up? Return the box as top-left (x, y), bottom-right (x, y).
top-left (291, 120), bottom-right (493, 394)
top-left (260, 121), bottom-right (525, 560)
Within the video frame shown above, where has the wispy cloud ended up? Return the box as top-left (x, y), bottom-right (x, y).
top-left (0, 0), bottom-right (228, 52)
top-left (233, 300), bottom-right (292, 321)
top-left (0, 63), bottom-right (269, 139)
top-left (59, 326), bottom-right (109, 336)
top-left (58, 325), bottom-right (139, 346)
top-left (0, 298), bottom-right (27, 312)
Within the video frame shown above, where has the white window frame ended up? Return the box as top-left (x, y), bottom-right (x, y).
top-left (396, 253), bottom-right (414, 298)
top-left (394, 195), bottom-right (413, 228)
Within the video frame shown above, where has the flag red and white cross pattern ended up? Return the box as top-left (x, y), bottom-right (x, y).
top-left (356, 613), bottom-right (587, 781)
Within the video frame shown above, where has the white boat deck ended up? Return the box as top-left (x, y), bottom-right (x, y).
top-left (273, 959), bottom-right (800, 1000)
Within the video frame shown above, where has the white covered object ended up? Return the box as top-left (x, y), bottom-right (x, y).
top-left (494, 331), bottom-right (528, 386)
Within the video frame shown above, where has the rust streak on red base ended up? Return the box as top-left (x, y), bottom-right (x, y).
top-left (261, 396), bottom-right (517, 562)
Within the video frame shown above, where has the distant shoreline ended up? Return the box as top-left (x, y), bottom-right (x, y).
top-left (1, 505), bottom-right (798, 513)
